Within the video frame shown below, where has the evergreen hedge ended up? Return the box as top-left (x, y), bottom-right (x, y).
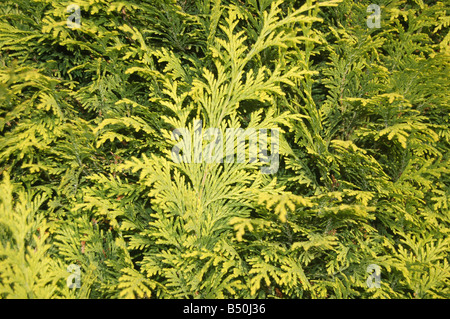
top-left (0, 0), bottom-right (449, 299)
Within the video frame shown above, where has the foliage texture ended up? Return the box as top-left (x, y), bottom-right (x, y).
top-left (0, 0), bottom-right (449, 299)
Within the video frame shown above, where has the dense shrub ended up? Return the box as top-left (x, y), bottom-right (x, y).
top-left (0, 0), bottom-right (449, 298)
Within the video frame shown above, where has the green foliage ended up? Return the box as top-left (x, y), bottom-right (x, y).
top-left (0, 0), bottom-right (449, 299)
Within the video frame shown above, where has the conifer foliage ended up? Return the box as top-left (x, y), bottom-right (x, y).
top-left (0, 0), bottom-right (449, 298)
